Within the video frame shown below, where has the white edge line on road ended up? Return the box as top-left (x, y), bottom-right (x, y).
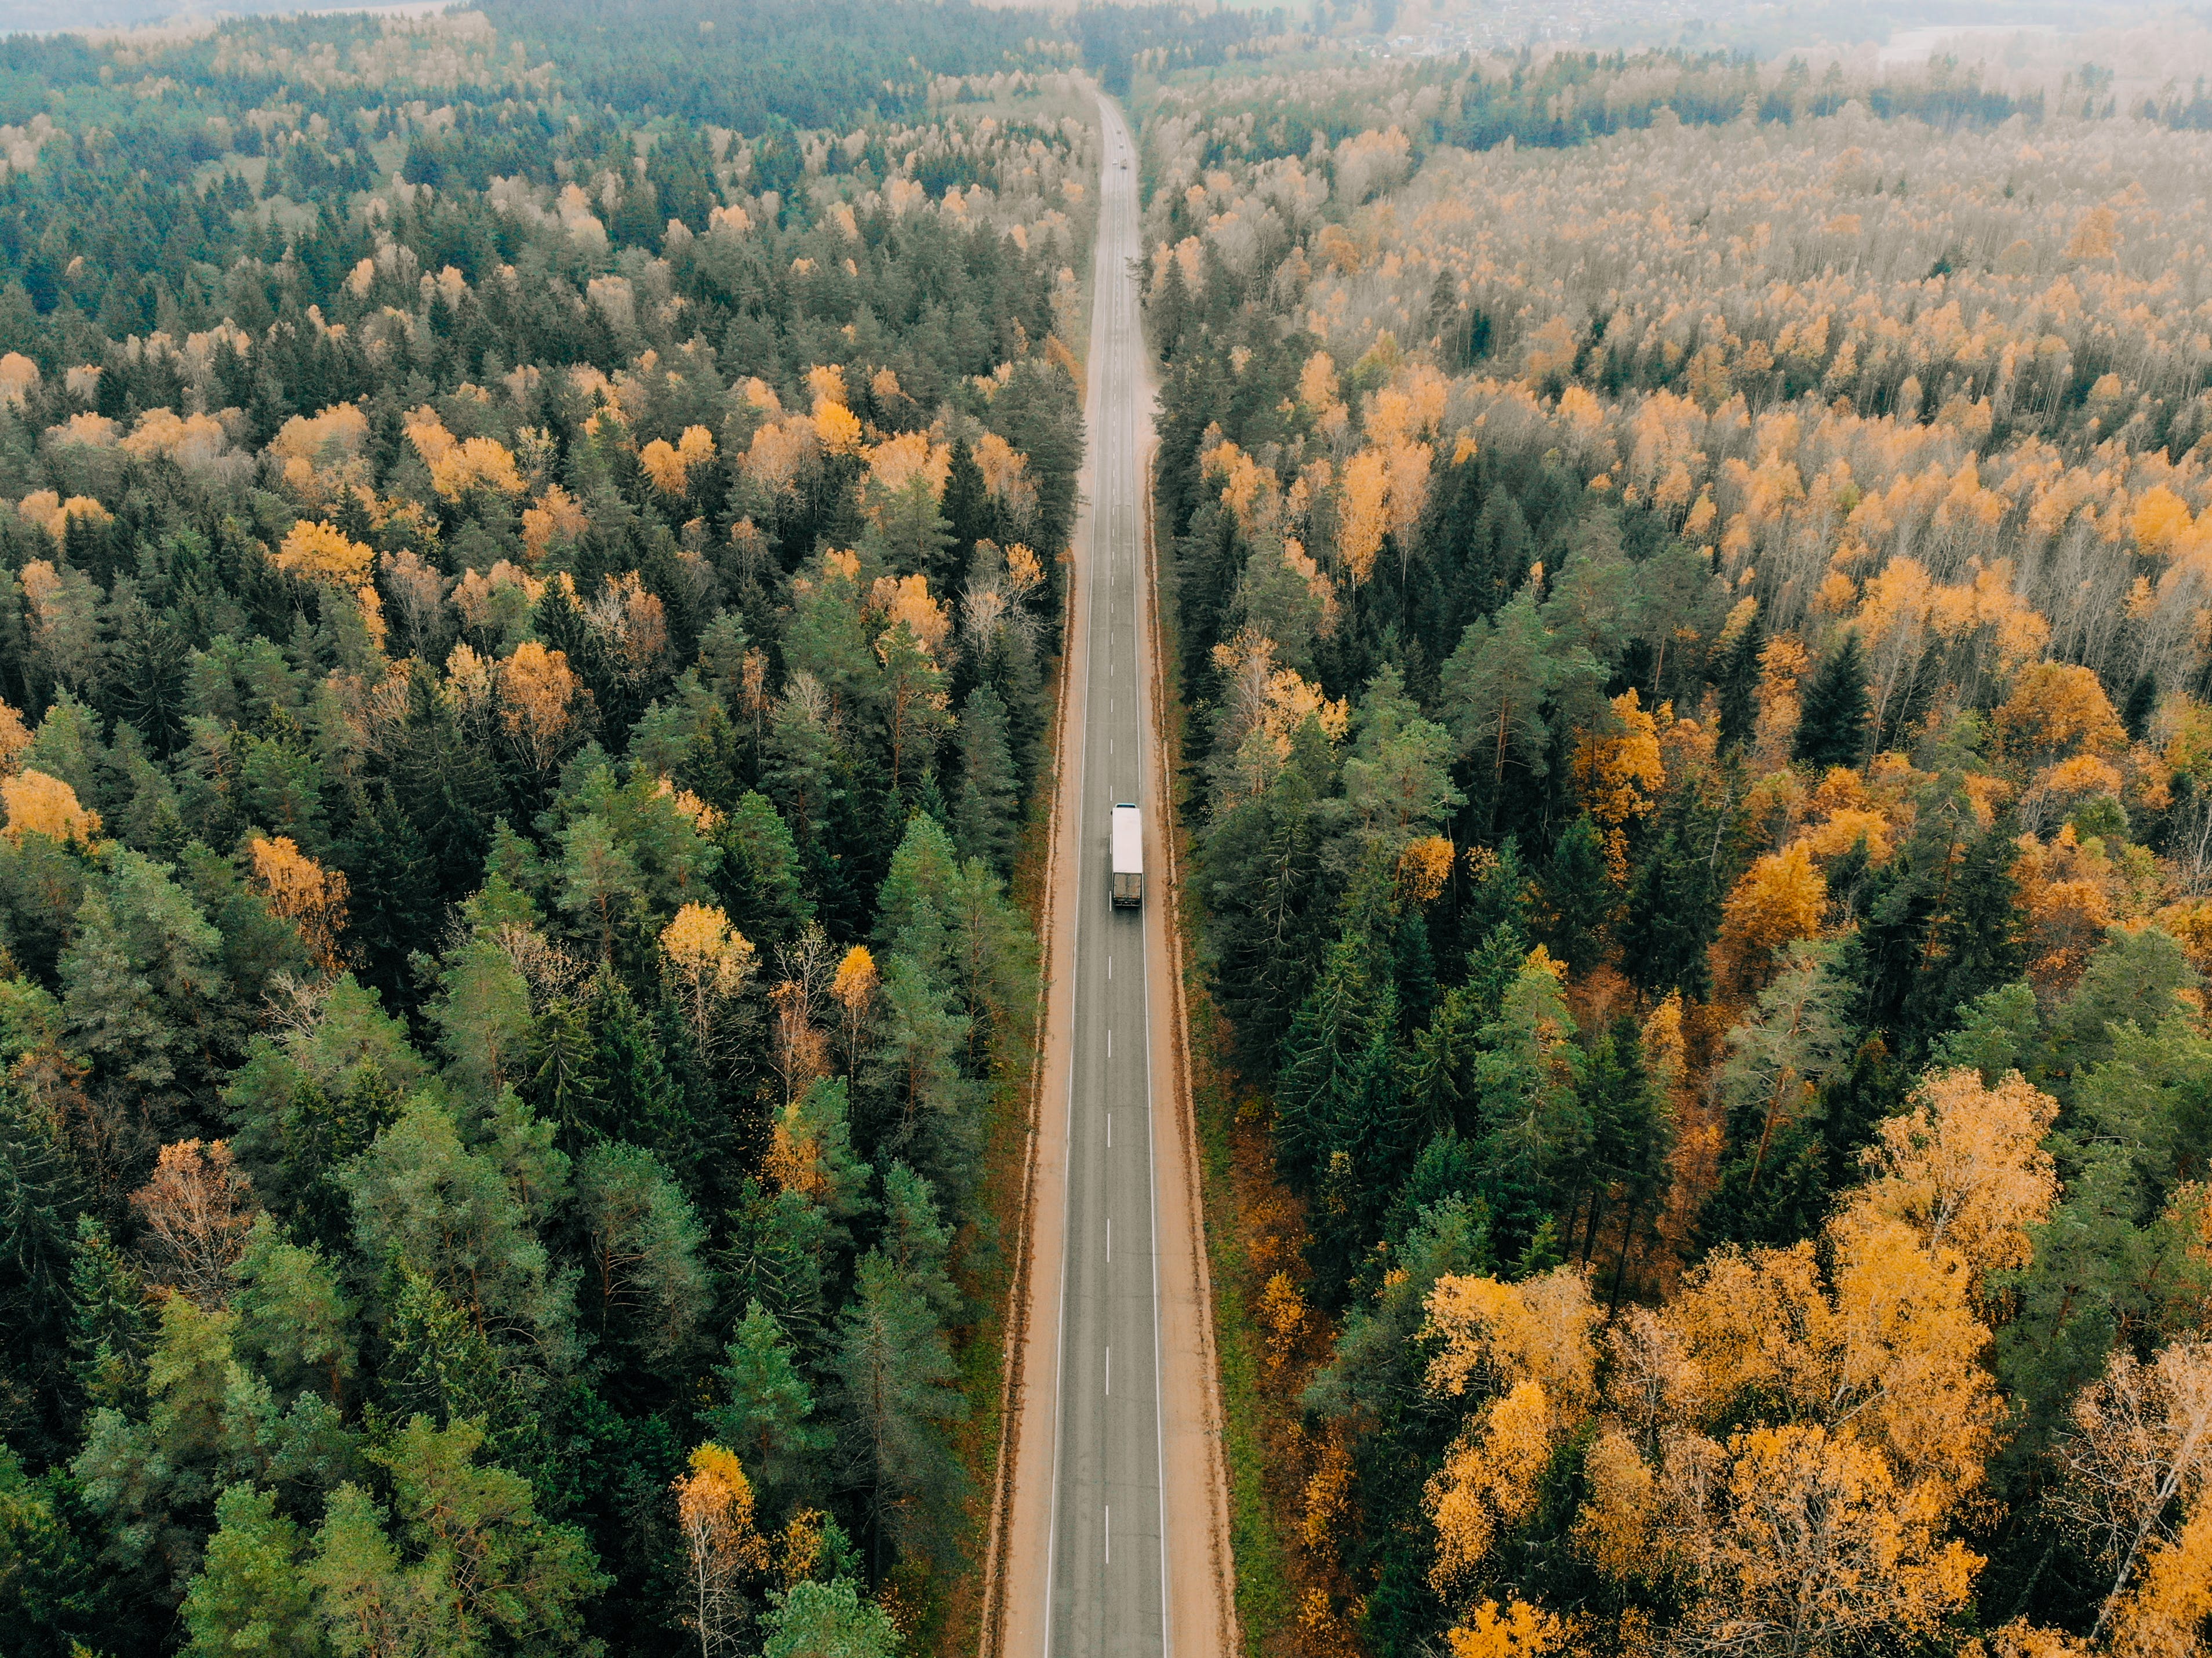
top-left (1125, 99), bottom-right (1173, 1657)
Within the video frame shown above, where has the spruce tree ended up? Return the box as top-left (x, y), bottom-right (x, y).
top-left (833, 1249), bottom-right (967, 1577)
top-left (2122, 669), bottom-right (2158, 741)
top-left (951, 684), bottom-right (1021, 875)
top-left (941, 438), bottom-right (989, 592)
top-left (718, 791), bottom-right (813, 950)
top-left (1537, 815), bottom-right (1614, 976)
top-left (708, 1301), bottom-right (830, 1516)
top-left (1620, 819), bottom-right (1719, 998)
top-left (1793, 632), bottom-right (1871, 769)
top-left (1715, 615), bottom-right (1766, 751)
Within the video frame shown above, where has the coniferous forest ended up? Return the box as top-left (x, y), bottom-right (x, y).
top-left (0, 3), bottom-right (1176, 1653)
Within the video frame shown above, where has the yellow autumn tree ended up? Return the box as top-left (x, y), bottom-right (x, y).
top-left (248, 835), bottom-right (351, 973)
top-left (1854, 1067), bottom-right (2059, 1292)
top-left (2, 769), bottom-right (100, 846)
top-left (1571, 690), bottom-right (1665, 877)
top-left (499, 640), bottom-right (588, 773)
top-left (1752, 635), bottom-right (1808, 766)
top-left (641, 424), bottom-right (717, 495)
top-left (1445, 1598), bottom-right (1570, 1658)
top-left (0, 696), bottom-right (29, 775)
top-left (2013, 824), bottom-right (2123, 992)
top-left (814, 399), bottom-right (863, 455)
top-left (1398, 835), bottom-right (1456, 904)
top-left (660, 903), bottom-right (758, 1053)
top-left (671, 1442), bottom-right (771, 1657)
top-left (1555, 1037), bottom-right (2062, 1648)
top-left (1259, 1272), bottom-right (1309, 1375)
top-left (1711, 842), bottom-right (1827, 998)
top-left (273, 519), bottom-right (373, 587)
top-left (829, 943), bottom-right (878, 1088)
top-left (1691, 1422), bottom-right (1981, 1653)
top-left (405, 408), bottom-right (525, 499)
top-left (522, 483), bottom-right (590, 562)
top-left (2049, 1340), bottom-right (2212, 1649)
top-left (1337, 446), bottom-right (1392, 583)
top-left (1421, 1268), bottom-right (1600, 1588)
top-left (1996, 662), bottom-right (2127, 768)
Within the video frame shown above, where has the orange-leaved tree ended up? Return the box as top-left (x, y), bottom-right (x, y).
top-left (130, 1139), bottom-right (256, 1307)
top-left (249, 834), bottom-right (351, 973)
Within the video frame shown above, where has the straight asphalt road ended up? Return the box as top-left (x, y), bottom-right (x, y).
top-left (1044, 94), bottom-right (1167, 1657)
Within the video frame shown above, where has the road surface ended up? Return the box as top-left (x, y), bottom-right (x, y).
top-left (1045, 93), bottom-right (1166, 1657)
top-left (992, 90), bottom-right (1234, 1658)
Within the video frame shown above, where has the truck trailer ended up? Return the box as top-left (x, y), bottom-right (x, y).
top-left (1111, 803), bottom-right (1142, 907)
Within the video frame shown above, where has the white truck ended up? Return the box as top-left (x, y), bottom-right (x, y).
top-left (1111, 802), bottom-right (1143, 908)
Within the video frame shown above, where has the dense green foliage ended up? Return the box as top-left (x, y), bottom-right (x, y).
top-left (0, 4), bottom-right (1094, 1654)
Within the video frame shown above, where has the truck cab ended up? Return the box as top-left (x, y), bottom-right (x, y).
top-left (1111, 803), bottom-right (1142, 907)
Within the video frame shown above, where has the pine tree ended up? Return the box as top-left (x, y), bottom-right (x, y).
top-left (761, 1579), bottom-right (898, 1658)
top-left (0, 1088), bottom-right (81, 1408)
top-left (573, 1140), bottom-right (711, 1368)
top-left (526, 998), bottom-right (603, 1149)
top-left (180, 1484), bottom-right (318, 1658)
top-left (582, 969), bottom-right (679, 1155)
top-left (878, 1162), bottom-right (961, 1321)
top-left (720, 1180), bottom-right (830, 1351)
top-left (1715, 615), bottom-right (1767, 752)
top-left (1149, 253), bottom-right (1191, 352)
top-left (308, 1417), bottom-right (605, 1654)
top-left (1571, 1020), bottom-right (1669, 1273)
top-left (1901, 816), bottom-right (2027, 1045)
top-left (1621, 817), bottom-right (1719, 998)
top-left (1274, 936), bottom-right (1387, 1191)
top-left (1793, 633), bottom-right (1871, 769)
top-left (68, 1213), bottom-right (147, 1413)
top-left (60, 847), bottom-right (230, 1118)
top-left (2122, 669), bottom-right (2158, 741)
top-left (1200, 718), bottom-right (1342, 1081)
top-left (335, 783), bottom-right (438, 1008)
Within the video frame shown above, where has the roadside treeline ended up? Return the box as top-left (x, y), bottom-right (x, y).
top-left (0, 6), bottom-right (1094, 1657)
top-left (1145, 42), bottom-right (2212, 1658)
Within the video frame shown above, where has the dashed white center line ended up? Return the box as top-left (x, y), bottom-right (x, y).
top-left (1107, 1218), bottom-right (1112, 1263)
top-left (1105, 1506), bottom-right (1111, 1566)
top-left (1106, 1346), bottom-right (1111, 1395)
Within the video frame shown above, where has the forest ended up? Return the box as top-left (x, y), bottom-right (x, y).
top-left (0, 3), bottom-right (1132, 1655)
top-left (1141, 24), bottom-right (2212, 1658)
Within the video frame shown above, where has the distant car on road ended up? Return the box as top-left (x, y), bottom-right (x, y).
top-left (1112, 803), bottom-right (1142, 907)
